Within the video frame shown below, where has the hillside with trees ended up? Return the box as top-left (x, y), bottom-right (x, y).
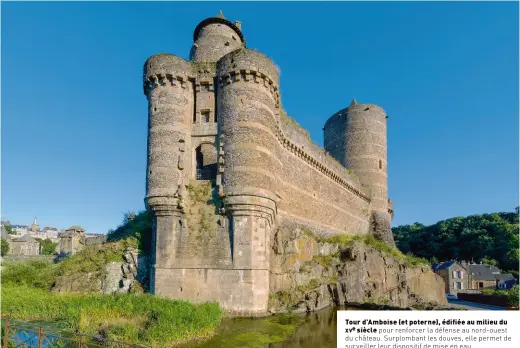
top-left (392, 208), bottom-right (519, 273)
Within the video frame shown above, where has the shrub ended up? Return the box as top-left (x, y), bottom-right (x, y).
top-left (507, 285), bottom-right (519, 307)
top-left (107, 211), bottom-right (153, 255)
top-left (1, 261), bottom-right (58, 290)
top-left (1, 238), bottom-right (9, 256)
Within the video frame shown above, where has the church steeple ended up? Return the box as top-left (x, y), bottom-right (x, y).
top-left (31, 217), bottom-right (39, 232)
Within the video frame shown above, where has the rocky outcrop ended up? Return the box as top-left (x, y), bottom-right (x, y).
top-left (269, 223), bottom-right (447, 313)
top-left (52, 246), bottom-right (143, 294)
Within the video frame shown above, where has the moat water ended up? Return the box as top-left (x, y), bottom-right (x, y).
top-left (186, 306), bottom-right (360, 348)
top-left (15, 307), bottom-right (356, 347)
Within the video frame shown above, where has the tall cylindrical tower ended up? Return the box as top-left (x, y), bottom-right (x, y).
top-left (324, 101), bottom-right (388, 211)
top-left (190, 11), bottom-right (245, 63)
top-left (144, 54), bottom-right (193, 211)
top-left (324, 101), bottom-right (395, 246)
top-left (216, 47), bottom-right (281, 314)
top-left (143, 54), bottom-right (194, 290)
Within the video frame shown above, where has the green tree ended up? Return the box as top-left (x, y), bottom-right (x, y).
top-left (1, 238), bottom-right (10, 256)
top-left (4, 225), bottom-right (15, 235)
top-left (392, 208), bottom-right (519, 271)
top-left (36, 238), bottom-right (57, 255)
top-left (480, 256), bottom-right (498, 266)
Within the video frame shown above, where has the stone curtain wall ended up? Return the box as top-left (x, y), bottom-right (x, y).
top-left (277, 116), bottom-right (371, 234)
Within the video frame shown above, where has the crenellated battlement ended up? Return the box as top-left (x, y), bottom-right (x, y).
top-left (144, 74), bottom-right (193, 95)
top-left (218, 69), bottom-right (280, 107)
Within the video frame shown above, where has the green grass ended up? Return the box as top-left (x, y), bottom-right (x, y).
top-left (1, 284), bottom-right (222, 347)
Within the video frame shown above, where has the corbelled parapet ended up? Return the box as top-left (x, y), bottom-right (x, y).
top-left (143, 54), bottom-right (194, 214)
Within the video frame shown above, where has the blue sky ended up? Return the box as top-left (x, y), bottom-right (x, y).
top-left (1, 1), bottom-right (518, 233)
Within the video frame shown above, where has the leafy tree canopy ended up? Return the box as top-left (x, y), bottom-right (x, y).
top-left (392, 209), bottom-right (519, 272)
top-left (35, 238), bottom-right (57, 255)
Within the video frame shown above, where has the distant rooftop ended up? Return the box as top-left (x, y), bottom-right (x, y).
top-left (468, 264), bottom-right (502, 281)
top-left (14, 234), bottom-right (38, 243)
top-left (66, 225), bottom-right (85, 232)
top-left (433, 261), bottom-right (462, 271)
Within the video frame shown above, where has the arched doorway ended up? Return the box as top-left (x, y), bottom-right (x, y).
top-left (195, 143), bottom-right (217, 180)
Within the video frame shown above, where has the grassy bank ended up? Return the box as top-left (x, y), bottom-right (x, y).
top-left (1, 284), bottom-right (222, 347)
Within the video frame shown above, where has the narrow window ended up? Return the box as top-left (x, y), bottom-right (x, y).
top-left (201, 110), bottom-right (210, 123)
top-left (379, 160), bottom-right (382, 169)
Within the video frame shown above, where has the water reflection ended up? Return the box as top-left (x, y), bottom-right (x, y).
top-left (186, 306), bottom-right (359, 348)
top-left (269, 307), bottom-right (356, 348)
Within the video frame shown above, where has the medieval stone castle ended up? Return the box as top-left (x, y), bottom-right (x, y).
top-left (143, 12), bottom-right (395, 315)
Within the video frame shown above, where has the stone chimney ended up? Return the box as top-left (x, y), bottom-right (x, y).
top-left (234, 21), bottom-right (242, 31)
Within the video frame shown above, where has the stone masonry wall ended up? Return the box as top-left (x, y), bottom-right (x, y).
top-left (277, 116), bottom-right (371, 234)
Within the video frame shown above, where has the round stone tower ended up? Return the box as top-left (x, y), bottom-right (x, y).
top-left (143, 54), bottom-right (193, 213)
top-left (216, 48), bottom-right (281, 314)
top-left (190, 11), bottom-right (245, 63)
top-left (143, 54), bottom-right (194, 291)
top-left (324, 100), bottom-right (395, 246)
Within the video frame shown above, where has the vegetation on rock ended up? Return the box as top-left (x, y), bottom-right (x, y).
top-left (55, 239), bottom-right (133, 279)
top-left (1, 238), bottom-right (137, 291)
top-left (317, 233), bottom-right (430, 267)
top-left (107, 211), bottom-right (153, 255)
top-left (392, 208), bottom-right (519, 274)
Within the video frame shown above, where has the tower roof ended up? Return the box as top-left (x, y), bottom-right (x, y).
top-left (193, 13), bottom-right (245, 45)
top-left (216, 10), bottom-right (226, 19)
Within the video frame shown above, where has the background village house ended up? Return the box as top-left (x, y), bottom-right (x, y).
top-left (434, 260), bottom-right (517, 294)
top-left (9, 234), bottom-right (40, 256)
top-left (433, 261), bottom-right (469, 295)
